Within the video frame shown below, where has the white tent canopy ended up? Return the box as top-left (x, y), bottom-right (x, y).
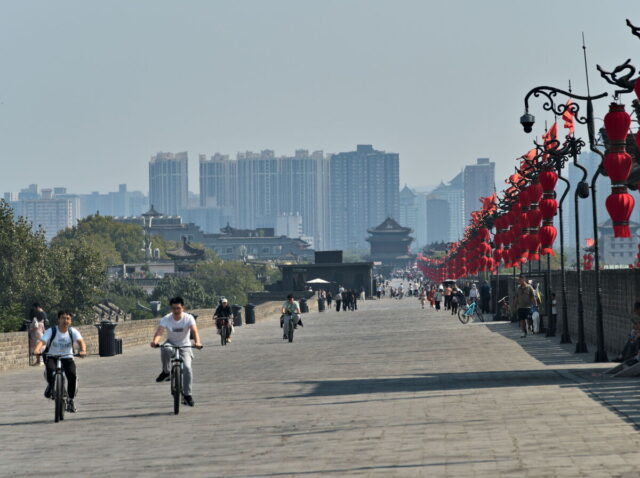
top-left (306, 278), bottom-right (331, 284)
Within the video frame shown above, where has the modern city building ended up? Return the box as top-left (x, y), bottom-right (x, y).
top-left (399, 186), bottom-right (427, 250)
top-left (330, 145), bottom-right (399, 251)
top-left (15, 196), bottom-right (80, 242)
top-left (278, 149), bottom-right (330, 251)
top-left (425, 196), bottom-right (450, 244)
top-left (236, 150), bottom-right (280, 230)
top-left (199, 153), bottom-right (237, 209)
top-left (276, 212), bottom-right (303, 238)
top-left (149, 152), bottom-right (188, 216)
top-left (598, 219), bottom-right (640, 266)
top-left (463, 158), bottom-right (495, 226)
top-left (430, 170), bottom-right (465, 243)
top-left (78, 184), bottom-right (148, 218)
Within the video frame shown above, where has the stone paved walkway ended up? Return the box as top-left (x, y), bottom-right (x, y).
top-left (2, 294), bottom-right (640, 477)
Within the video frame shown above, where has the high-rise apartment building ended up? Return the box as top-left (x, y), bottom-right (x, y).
top-left (199, 153), bottom-right (237, 208)
top-left (399, 186), bottom-right (427, 250)
top-left (149, 152), bottom-right (188, 216)
top-left (425, 196), bottom-right (450, 244)
top-left (16, 196), bottom-right (79, 242)
top-left (330, 145), bottom-right (399, 251)
top-left (78, 184), bottom-right (148, 218)
top-left (431, 171), bottom-right (465, 243)
top-left (278, 150), bottom-right (330, 250)
top-left (463, 158), bottom-right (495, 225)
top-left (236, 150), bottom-right (279, 229)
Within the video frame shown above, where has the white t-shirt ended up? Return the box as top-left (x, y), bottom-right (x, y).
top-left (40, 327), bottom-right (83, 359)
top-left (160, 313), bottom-right (196, 347)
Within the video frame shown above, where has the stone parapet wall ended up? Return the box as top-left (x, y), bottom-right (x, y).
top-left (0, 303), bottom-right (283, 373)
top-left (0, 332), bottom-right (29, 372)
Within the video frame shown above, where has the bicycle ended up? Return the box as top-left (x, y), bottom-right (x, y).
top-left (458, 299), bottom-right (484, 324)
top-left (216, 317), bottom-right (231, 346)
top-left (497, 296), bottom-right (511, 321)
top-left (153, 344), bottom-right (202, 415)
top-left (41, 353), bottom-right (82, 423)
top-left (283, 314), bottom-right (299, 343)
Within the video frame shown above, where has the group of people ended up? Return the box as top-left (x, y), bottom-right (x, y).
top-left (333, 286), bottom-right (360, 312)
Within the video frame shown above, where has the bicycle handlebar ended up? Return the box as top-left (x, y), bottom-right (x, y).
top-left (153, 343), bottom-right (203, 350)
top-left (40, 353), bottom-right (84, 358)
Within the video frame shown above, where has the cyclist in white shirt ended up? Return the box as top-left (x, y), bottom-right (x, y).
top-left (150, 297), bottom-right (203, 407)
top-left (33, 310), bottom-right (87, 413)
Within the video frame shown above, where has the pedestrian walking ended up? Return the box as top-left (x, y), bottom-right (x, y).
top-left (435, 287), bottom-right (443, 311)
top-left (513, 275), bottom-right (538, 338)
top-left (335, 291), bottom-right (342, 312)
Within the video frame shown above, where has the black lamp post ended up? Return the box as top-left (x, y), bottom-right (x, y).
top-left (537, 137), bottom-right (579, 341)
top-left (520, 85), bottom-right (608, 356)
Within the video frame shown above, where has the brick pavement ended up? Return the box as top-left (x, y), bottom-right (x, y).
top-left (2, 294), bottom-right (640, 477)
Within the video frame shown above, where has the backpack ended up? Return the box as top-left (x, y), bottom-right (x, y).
top-left (43, 326), bottom-right (76, 355)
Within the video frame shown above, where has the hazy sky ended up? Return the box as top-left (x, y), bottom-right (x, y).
top-left (1, 0), bottom-right (639, 196)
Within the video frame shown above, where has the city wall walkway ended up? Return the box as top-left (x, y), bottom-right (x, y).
top-left (2, 296), bottom-right (640, 477)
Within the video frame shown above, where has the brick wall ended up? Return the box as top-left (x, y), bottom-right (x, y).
top-left (0, 332), bottom-right (29, 372)
top-left (0, 303), bottom-right (282, 373)
top-left (505, 268), bottom-right (639, 356)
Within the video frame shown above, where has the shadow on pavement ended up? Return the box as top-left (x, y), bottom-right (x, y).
top-left (0, 411), bottom-right (168, 427)
top-left (227, 460), bottom-right (498, 477)
top-left (483, 321), bottom-right (594, 366)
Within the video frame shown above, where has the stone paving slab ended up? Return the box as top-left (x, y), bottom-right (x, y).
top-left (2, 292), bottom-right (640, 477)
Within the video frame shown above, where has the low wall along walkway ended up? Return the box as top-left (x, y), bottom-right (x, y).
top-left (0, 302), bottom-right (283, 373)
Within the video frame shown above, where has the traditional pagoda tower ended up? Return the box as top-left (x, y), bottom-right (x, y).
top-left (366, 217), bottom-right (414, 270)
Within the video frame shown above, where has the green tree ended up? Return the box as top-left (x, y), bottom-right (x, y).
top-left (0, 201), bottom-right (59, 331)
top-left (50, 237), bottom-right (106, 322)
top-left (192, 260), bottom-right (263, 305)
top-left (151, 275), bottom-right (212, 310)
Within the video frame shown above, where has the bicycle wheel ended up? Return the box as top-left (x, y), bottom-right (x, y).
top-left (54, 374), bottom-right (64, 423)
top-left (221, 325), bottom-right (227, 346)
top-left (476, 310), bottom-right (485, 322)
top-left (457, 307), bottom-right (469, 324)
top-left (171, 365), bottom-right (181, 415)
top-left (288, 321), bottom-right (294, 342)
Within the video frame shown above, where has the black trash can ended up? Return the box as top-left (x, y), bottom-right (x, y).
top-left (245, 303), bottom-right (256, 325)
top-left (115, 338), bottom-right (123, 355)
top-left (232, 305), bottom-right (243, 327)
top-left (299, 297), bottom-right (309, 313)
top-left (318, 297), bottom-right (325, 312)
top-left (95, 320), bottom-right (117, 357)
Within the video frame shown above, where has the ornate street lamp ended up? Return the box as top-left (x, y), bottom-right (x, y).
top-left (520, 77), bottom-right (608, 356)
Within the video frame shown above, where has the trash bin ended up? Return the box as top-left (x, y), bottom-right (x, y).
top-left (232, 304), bottom-right (243, 327)
top-left (299, 297), bottom-right (309, 313)
top-left (115, 338), bottom-right (123, 355)
top-left (318, 297), bottom-right (326, 312)
top-left (245, 303), bottom-right (256, 325)
top-left (95, 320), bottom-right (117, 357)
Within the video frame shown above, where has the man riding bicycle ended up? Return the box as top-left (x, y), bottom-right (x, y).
top-left (213, 297), bottom-right (234, 342)
top-left (150, 297), bottom-right (203, 407)
top-left (281, 294), bottom-right (301, 340)
top-left (33, 310), bottom-right (87, 413)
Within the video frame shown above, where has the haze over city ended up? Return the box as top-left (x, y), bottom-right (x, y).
top-left (1, 0), bottom-right (639, 194)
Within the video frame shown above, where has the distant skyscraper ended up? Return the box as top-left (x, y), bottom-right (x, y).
top-left (399, 185), bottom-right (427, 250)
top-left (330, 145), bottom-right (399, 251)
top-left (431, 170), bottom-right (465, 242)
top-left (463, 158), bottom-right (495, 225)
top-left (78, 184), bottom-right (148, 218)
top-left (236, 150), bottom-right (279, 229)
top-left (199, 153), bottom-right (237, 209)
top-left (278, 150), bottom-right (330, 250)
top-left (426, 196), bottom-right (450, 244)
top-left (16, 196), bottom-right (79, 242)
top-left (149, 152), bottom-right (188, 216)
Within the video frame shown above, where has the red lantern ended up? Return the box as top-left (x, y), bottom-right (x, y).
top-left (539, 225), bottom-right (557, 256)
top-left (606, 191), bottom-right (636, 238)
top-left (603, 103), bottom-right (635, 238)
